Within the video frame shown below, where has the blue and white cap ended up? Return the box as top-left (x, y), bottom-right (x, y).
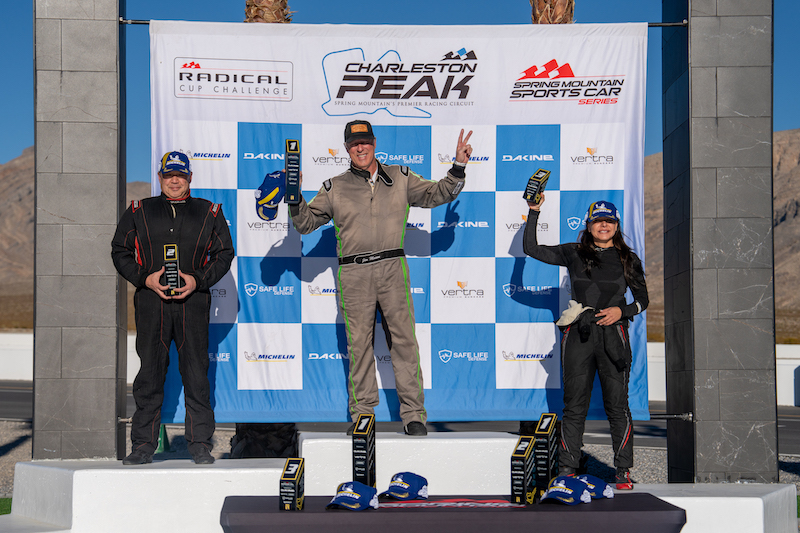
top-left (575, 474), bottom-right (615, 499)
top-left (326, 481), bottom-right (379, 511)
top-left (159, 151), bottom-right (191, 175)
top-left (379, 472), bottom-right (429, 500)
top-left (586, 201), bottom-right (620, 224)
top-left (254, 169), bottom-right (286, 221)
top-left (540, 475), bottom-right (592, 505)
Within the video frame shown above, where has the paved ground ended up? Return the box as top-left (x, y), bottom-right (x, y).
top-left (0, 421), bottom-right (237, 498)
top-left (2, 420), bottom-right (800, 499)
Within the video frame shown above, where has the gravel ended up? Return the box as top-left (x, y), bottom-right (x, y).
top-left (1, 420), bottom-right (799, 499)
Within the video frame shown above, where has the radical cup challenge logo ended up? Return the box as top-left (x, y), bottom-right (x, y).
top-left (174, 58), bottom-right (293, 101)
top-left (322, 47), bottom-right (477, 118)
top-left (509, 59), bottom-right (624, 104)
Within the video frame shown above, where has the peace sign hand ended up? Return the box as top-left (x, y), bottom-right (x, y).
top-left (455, 129), bottom-right (474, 164)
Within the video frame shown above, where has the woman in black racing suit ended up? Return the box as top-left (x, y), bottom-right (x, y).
top-left (523, 195), bottom-right (648, 490)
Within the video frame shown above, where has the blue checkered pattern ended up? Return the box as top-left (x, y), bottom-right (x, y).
top-left (158, 123), bottom-right (648, 423)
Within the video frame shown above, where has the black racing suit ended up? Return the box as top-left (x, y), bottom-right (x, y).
top-left (111, 193), bottom-right (234, 456)
top-left (523, 209), bottom-right (648, 470)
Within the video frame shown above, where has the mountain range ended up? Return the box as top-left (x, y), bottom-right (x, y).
top-left (2, 130), bottom-right (799, 341)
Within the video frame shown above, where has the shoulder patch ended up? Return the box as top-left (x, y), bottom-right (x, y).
top-left (323, 179), bottom-right (332, 192)
top-left (400, 166), bottom-right (410, 176)
top-left (210, 203), bottom-right (221, 216)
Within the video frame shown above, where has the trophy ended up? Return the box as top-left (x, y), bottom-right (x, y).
top-left (352, 413), bottom-right (376, 487)
top-left (533, 413), bottom-right (559, 498)
top-left (279, 457), bottom-right (305, 511)
top-left (510, 435), bottom-right (535, 504)
top-left (285, 139), bottom-right (301, 205)
top-left (522, 168), bottom-right (551, 204)
top-left (162, 244), bottom-right (179, 296)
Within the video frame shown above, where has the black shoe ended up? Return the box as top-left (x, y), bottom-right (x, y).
top-left (122, 449), bottom-right (153, 465)
top-left (404, 421), bottom-right (427, 436)
top-left (558, 465), bottom-right (576, 477)
top-left (577, 453), bottom-right (589, 475)
top-left (615, 468), bottom-right (633, 490)
top-left (191, 447), bottom-right (215, 465)
top-left (346, 423), bottom-right (356, 436)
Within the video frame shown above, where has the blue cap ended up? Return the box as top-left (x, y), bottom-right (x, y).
top-left (159, 151), bottom-right (191, 175)
top-left (540, 476), bottom-right (592, 505)
top-left (586, 201), bottom-right (620, 224)
top-left (575, 474), bottom-right (615, 499)
top-left (379, 472), bottom-right (429, 500)
top-left (255, 170), bottom-right (286, 221)
top-left (326, 481), bottom-right (379, 511)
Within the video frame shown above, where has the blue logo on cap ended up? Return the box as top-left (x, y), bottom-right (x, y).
top-left (326, 481), bottom-right (379, 511)
top-left (586, 201), bottom-right (620, 223)
top-left (160, 151), bottom-right (191, 175)
top-left (255, 170), bottom-right (286, 221)
top-left (379, 472), bottom-right (429, 501)
top-left (540, 475), bottom-right (592, 505)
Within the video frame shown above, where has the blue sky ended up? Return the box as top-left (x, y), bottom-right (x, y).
top-left (1, 1), bottom-right (797, 180)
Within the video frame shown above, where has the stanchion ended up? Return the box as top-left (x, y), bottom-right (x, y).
top-left (155, 424), bottom-right (170, 453)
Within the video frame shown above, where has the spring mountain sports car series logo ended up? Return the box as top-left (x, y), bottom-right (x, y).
top-left (509, 59), bottom-right (624, 104)
top-left (322, 47), bottom-right (477, 118)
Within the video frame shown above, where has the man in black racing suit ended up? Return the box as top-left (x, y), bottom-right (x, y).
top-left (111, 151), bottom-right (234, 465)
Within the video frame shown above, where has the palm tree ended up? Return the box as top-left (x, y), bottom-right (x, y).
top-left (244, 0), bottom-right (293, 23)
top-left (530, 0), bottom-right (574, 24)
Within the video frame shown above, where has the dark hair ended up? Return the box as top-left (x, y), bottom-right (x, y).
top-left (576, 221), bottom-right (645, 288)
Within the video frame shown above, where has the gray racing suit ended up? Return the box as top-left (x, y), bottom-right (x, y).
top-left (290, 162), bottom-right (465, 425)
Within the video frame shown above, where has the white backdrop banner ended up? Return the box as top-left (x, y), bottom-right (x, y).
top-left (150, 20), bottom-right (648, 422)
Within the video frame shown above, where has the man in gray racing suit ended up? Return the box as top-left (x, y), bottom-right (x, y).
top-left (290, 120), bottom-right (473, 436)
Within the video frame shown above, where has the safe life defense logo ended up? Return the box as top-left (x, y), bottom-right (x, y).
top-left (321, 47), bottom-right (477, 118)
top-left (502, 284), bottom-right (554, 297)
top-left (209, 352), bottom-right (231, 362)
top-left (244, 283), bottom-right (295, 297)
top-left (174, 57), bottom-right (293, 101)
top-left (376, 151), bottom-right (425, 166)
top-left (567, 216), bottom-right (584, 231)
top-left (509, 59), bottom-right (624, 104)
top-left (438, 349), bottom-right (489, 363)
